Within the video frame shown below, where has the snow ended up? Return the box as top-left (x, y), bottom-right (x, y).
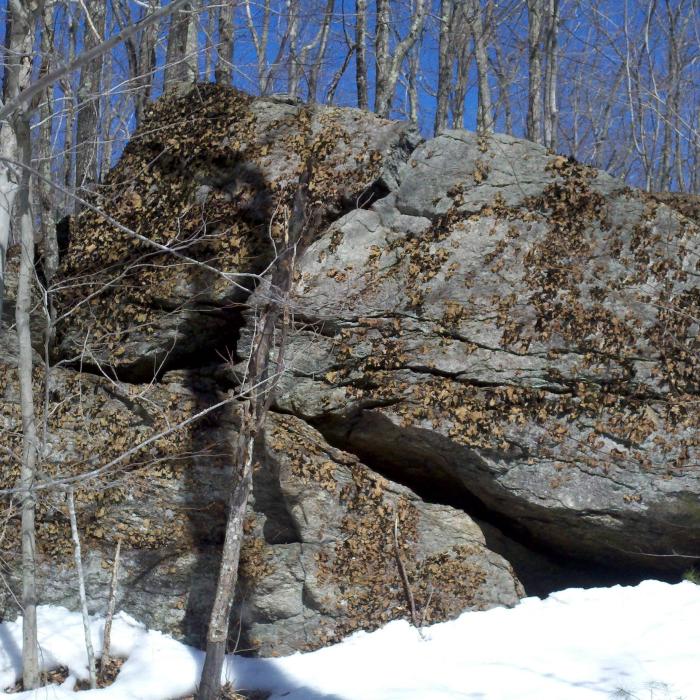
top-left (1, 580), bottom-right (698, 699)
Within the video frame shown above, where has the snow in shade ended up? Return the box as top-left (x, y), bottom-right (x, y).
top-left (0, 580), bottom-right (698, 699)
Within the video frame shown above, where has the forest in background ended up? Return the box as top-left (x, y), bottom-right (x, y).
top-left (0, 0), bottom-right (698, 229)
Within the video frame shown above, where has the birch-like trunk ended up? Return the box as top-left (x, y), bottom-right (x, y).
top-left (164, 1), bottom-right (197, 89)
top-left (67, 487), bottom-right (97, 689)
top-left (526, 0), bottom-right (544, 144)
top-left (37, 2), bottom-right (59, 290)
top-left (434, 0), bottom-right (454, 134)
top-left (243, 0), bottom-right (272, 94)
top-left (215, 0), bottom-right (236, 84)
top-left (466, 0), bottom-right (493, 132)
top-left (2, 27), bottom-right (40, 690)
top-left (374, 0), bottom-right (427, 117)
top-left (135, 0), bottom-right (158, 127)
top-left (75, 0), bottom-right (107, 201)
top-left (16, 112), bottom-right (40, 688)
top-left (355, 0), bottom-right (368, 109)
top-left (543, 0), bottom-right (559, 150)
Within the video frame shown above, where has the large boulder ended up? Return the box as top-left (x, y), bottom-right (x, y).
top-left (256, 129), bottom-right (700, 573)
top-left (0, 333), bottom-right (521, 655)
top-left (54, 85), bottom-right (419, 379)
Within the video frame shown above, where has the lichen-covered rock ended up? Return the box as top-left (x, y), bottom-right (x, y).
top-left (244, 413), bottom-right (522, 654)
top-left (54, 85), bottom-right (419, 378)
top-left (258, 129), bottom-right (700, 573)
top-left (0, 337), bottom-right (521, 655)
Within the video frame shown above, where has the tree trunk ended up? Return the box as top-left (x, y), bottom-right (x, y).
top-left (543, 0), bottom-right (559, 150)
top-left (135, 0), bottom-right (158, 126)
top-left (434, 0), bottom-right (454, 134)
top-left (67, 487), bottom-right (97, 689)
top-left (164, 1), bottom-right (197, 89)
top-left (355, 0), bottom-right (368, 109)
top-left (307, 0), bottom-right (334, 102)
top-left (215, 0), bottom-right (235, 84)
top-left (198, 161), bottom-right (313, 700)
top-left (526, 0), bottom-right (544, 144)
top-left (374, 0), bottom-right (427, 117)
top-left (466, 0), bottom-right (493, 132)
top-left (16, 111), bottom-right (40, 689)
top-left (75, 0), bottom-right (107, 201)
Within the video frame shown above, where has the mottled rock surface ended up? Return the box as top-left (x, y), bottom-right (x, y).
top-left (0, 329), bottom-right (521, 655)
top-left (54, 85), bottom-right (419, 377)
top-left (3, 92), bottom-right (698, 659)
top-left (258, 130), bottom-right (700, 572)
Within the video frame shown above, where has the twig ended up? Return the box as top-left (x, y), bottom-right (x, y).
top-left (67, 486), bottom-right (97, 689)
top-left (101, 537), bottom-right (122, 678)
top-left (393, 513), bottom-right (417, 628)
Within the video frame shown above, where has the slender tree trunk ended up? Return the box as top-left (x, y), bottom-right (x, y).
top-left (543, 0), bottom-right (559, 150)
top-left (215, 0), bottom-right (236, 84)
top-left (286, 0), bottom-right (301, 97)
top-left (100, 538), bottom-right (121, 678)
top-left (355, 0), bottom-right (368, 109)
top-left (434, 0), bottom-right (454, 134)
top-left (16, 111), bottom-right (40, 689)
top-left (75, 0), bottom-right (107, 200)
top-left (526, 0), bottom-right (544, 143)
top-left (67, 487), bottom-right (97, 689)
top-left (374, 0), bottom-right (427, 117)
top-left (164, 1), bottom-right (197, 89)
top-left (63, 13), bottom-right (77, 210)
top-left (466, 0), bottom-right (493, 132)
top-left (198, 162), bottom-right (313, 700)
top-left (7, 5), bottom-right (43, 686)
top-left (307, 0), bottom-right (334, 102)
top-left (451, 22), bottom-right (471, 128)
top-left (135, 0), bottom-right (158, 126)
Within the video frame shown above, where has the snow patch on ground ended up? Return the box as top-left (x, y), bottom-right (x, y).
top-left (0, 580), bottom-right (697, 699)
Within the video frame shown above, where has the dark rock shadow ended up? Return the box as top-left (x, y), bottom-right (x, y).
top-left (180, 158), bottom-right (276, 654)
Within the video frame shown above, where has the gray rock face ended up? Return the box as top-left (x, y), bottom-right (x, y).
top-left (0, 335), bottom-right (521, 655)
top-left (256, 129), bottom-right (700, 572)
top-left (5, 97), bottom-right (699, 659)
top-left (54, 85), bottom-right (420, 377)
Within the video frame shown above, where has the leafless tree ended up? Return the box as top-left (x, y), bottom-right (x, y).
top-left (198, 161), bottom-right (314, 700)
top-left (374, 0), bottom-right (428, 117)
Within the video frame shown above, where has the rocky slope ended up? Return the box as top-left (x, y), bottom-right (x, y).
top-left (1, 84), bottom-right (698, 655)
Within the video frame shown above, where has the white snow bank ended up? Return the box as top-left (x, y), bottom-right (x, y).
top-left (1, 580), bottom-right (698, 699)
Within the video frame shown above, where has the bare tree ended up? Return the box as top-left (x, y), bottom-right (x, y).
top-left (526, 0), bottom-right (544, 143)
top-left (215, 0), bottom-right (236, 84)
top-left (355, 0), bottom-right (369, 110)
top-left (75, 0), bottom-right (107, 200)
top-left (198, 162), bottom-right (313, 700)
top-left (2, 0), bottom-right (44, 686)
top-left (374, 0), bottom-right (428, 117)
top-left (434, 0), bottom-right (456, 133)
top-left (165, 1), bottom-right (199, 89)
top-left (542, 0), bottom-right (559, 150)
top-left (466, 0), bottom-right (494, 132)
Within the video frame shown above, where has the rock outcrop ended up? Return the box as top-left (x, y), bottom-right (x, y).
top-left (2, 86), bottom-right (699, 657)
top-left (262, 130), bottom-right (700, 572)
top-left (54, 85), bottom-right (418, 378)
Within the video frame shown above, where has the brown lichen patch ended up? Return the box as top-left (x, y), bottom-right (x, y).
top-left (315, 463), bottom-right (489, 644)
top-left (267, 413), bottom-right (340, 493)
top-left (55, 85), bottom-right (392, 369)
top-left (0, 361), bottom-right (233, 564)
top-left (239, 536), bottom-right (274, 584)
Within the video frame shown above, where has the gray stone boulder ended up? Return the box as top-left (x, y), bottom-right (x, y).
top-left (54, 84), bottom-right (419, 378)
top-left (0, 336), bottom-right (522, 655)
top-left (254, 129), bottom-right (700, 573)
